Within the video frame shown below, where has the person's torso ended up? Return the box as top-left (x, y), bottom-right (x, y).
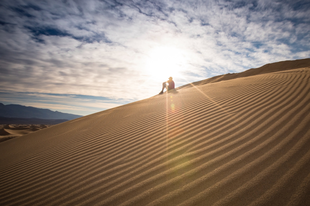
top-left (168, 80), bottom-right (175, 89)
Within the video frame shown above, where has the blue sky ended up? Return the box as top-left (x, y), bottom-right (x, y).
top-left (0, 0), bottom-right (309, 116)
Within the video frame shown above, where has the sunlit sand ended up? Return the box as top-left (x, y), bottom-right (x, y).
top-left (0, 59), bottom-right (310, 206)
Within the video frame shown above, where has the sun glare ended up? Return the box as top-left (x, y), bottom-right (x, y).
top-left (144, 46), bottom-right (186, 81)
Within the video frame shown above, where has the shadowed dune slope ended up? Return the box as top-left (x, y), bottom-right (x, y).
top-left (0, 66), bottom-right (310, 206)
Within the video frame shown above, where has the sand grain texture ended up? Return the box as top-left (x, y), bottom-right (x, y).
top-left (1, 65), bottom-right (310, 206)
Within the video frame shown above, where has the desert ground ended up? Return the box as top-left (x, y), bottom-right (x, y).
top-left (0, 124), bottom-right (49, 143)
top-left (0, 59), bottom-right (310, 206)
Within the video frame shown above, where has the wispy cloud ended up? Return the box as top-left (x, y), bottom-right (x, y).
top-left (0, 0), bottom-right (309, 115)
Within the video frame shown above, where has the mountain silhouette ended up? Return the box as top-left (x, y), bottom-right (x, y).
top-left (0, 103), bottom-right (82, 120)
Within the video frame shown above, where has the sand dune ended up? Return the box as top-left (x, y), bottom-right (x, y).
top-left (0, 127), bottom-right (10, 136)
top-left (0, 61), bottom-right (310, 205)
top-left (179, 58), bottom-right (310, 89)
top-left (0, 124), bottom-right (49, 143)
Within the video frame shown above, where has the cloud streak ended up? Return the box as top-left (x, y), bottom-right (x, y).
top-left (0, 0), bottom-right (309, 115)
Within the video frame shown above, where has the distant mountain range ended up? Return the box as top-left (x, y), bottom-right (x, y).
top-left (0, 103), bottom-right (82, 123)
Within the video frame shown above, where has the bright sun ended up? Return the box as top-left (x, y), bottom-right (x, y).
top-left (144, 46), bottom-right (186, 81)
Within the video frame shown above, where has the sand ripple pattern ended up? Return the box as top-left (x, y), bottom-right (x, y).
top-left (0, 68), bottom-right (310, 206)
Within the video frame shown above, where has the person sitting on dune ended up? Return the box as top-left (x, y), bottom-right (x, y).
top-left (159, 77), bottom-right (175, 94)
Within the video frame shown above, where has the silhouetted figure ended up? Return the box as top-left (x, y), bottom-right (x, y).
top-left (159, 77), bottom-right (175, 94)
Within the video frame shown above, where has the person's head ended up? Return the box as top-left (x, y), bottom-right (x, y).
top-left (168, 77), bottom-right (173, 80)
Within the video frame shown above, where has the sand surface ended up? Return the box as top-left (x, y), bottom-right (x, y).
top-left (0, 64), bottom-right (310, 205)
top-left (0, 124), bottom-right (48, 143)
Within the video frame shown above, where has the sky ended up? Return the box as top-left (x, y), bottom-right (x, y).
top-left (0, 0), bottom-right (309, 116)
